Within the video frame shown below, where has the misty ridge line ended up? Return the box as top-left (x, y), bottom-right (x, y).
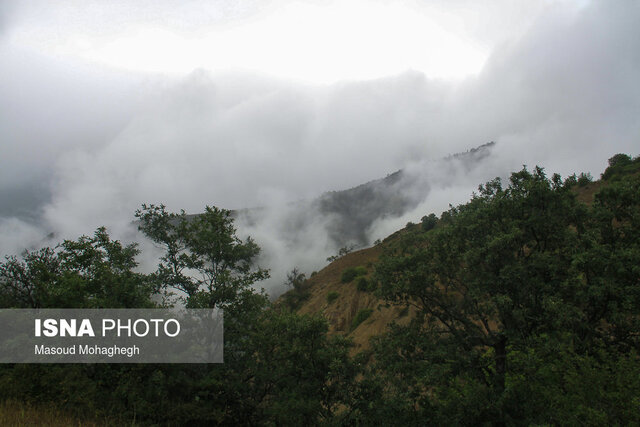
top-left (119, 141), bottom-right (495, 297)
top-left (230, 142), bottom-right (496, 296)
top-left (187, 141), bottom-right (495, 239)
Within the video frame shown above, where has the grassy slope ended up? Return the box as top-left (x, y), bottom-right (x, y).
top-left (290, 235), bottom-right (414, 355)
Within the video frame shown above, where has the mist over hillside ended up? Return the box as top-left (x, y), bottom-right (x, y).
top-left (1, 1), bottom-right (639, 297)
top-left (316, 142), bottom-right (495, 245)
top-left (236, 142), bottom-right (496, 296)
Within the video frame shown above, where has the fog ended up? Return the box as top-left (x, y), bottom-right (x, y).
top-left (1, 0), bottom-right (638, 295)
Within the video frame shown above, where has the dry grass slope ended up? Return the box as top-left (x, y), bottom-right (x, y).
top-left (293, 245), bottom-right (414, 354)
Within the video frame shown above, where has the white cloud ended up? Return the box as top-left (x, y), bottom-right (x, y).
top-left (1, 0), bottom-right (639, 295)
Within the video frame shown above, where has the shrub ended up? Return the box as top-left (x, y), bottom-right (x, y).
top-left (356, 276), bottom-right (369, 291)
top-left (341, 268), bottom-right (358, 283)
top-left (577, 172), bottom-right (593, 187)
top-left (341, 266), bottom-right (367, 283)
top-left (421, 213), bottom-right (438, 231)
top-left (326, 291), bottom-right (339, 304)
top-left (354, 266), bottom-right (367, 276)
top-left (602, 153), bottom-right (639, 180)
top-left (351, 308), bottom-right (373, 330)
top-left (356, 276), bottom-right (377, 292)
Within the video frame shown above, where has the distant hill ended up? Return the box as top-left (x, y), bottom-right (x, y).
top-left (315, 141), bottom-right (495, 245)
top-left (236, 142), bottom-right (496, 249)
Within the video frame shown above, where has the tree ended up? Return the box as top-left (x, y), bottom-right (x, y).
top-left (135, 204), bottom-right (269, 309)
top-left (281, 267), bottom-right (310, 310)
top-left (372, 166), bottom-right (640, 424)
top-left (420, 213), bottom-right (438, 231)
top-left (233, 310), bottom-right (357, 425)
top-left (326, 244), bottom-right (356, 262)
top-left (2, 206), bottom-right (361, 425)
top-left (607, 153), bottom-right (632, 169)
top-left (0, 227), bottom-right (157, 420)
top-left (575, 171), bottom-right (640, 351)
top-left (0, 227), bottom-right (155, 309)
top-left (601, 153), bottom-right (637, 180)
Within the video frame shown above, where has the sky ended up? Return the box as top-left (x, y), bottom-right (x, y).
top-left (1, 0), bottom-right (639, 293)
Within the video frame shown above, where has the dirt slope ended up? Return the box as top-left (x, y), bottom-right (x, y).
top-left (289, 243), bottom-right (413, 354)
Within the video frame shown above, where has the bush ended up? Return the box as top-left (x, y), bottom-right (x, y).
top-left (356, 276), bottom-right (377, 292)
top-left (577, 172), bottom-right (593, 187)
top-left (351, 308), bottom-right (373, 330)
top-left (341, 266), bottom-right (367, 283)
top-left (354, 266), bottom-right (367, 276)
top-left (282, 268), bottom-right (310, 310)
top-left (602, 153), bottom-right (639, 180)
top-left (326, 291), bottom-right (339, 304)
top-left (341, 268), bottom-right (357, 283)
top-left (356, 277), bottom-right (369, 291)
top-left (421, 213), bottom-right (438, 231)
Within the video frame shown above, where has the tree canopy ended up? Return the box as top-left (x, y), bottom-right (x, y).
top-left (368, 166), bottom-right (640, 424)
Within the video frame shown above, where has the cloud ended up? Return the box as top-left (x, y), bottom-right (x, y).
top-left (0, 1), bottom-right (16, 36)
top-left (1, 1), bottom-right (639, 296)
top-left (0, 45), bottom-right (148, 219)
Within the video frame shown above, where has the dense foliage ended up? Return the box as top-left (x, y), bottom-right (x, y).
top-left (365, 163), bottom-right (640, 425)
top-left (0, 205), bottom-right (356, 425)
top-left (1, 155), bottom-right (638, 425)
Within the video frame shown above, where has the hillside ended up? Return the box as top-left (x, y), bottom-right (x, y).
top-left (235, 142), bottom-right (496, 251)
top-left (280, 227), bottom-right (415, 354)
top-left (283, 154), bottom-right (640, 354)
top-left (294, 244), bottom-right (415, 354)
top-left (315, 142), bottom-right (494, 246)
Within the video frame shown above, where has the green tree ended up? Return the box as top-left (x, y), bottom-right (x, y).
top-left (601, 153), bottom-right (639, 180)
top-left (281, 267), bottom-right (310, 310)
top-left (234, 310), bottom-right (357, 425)
top-left (0, 227), bottom-right (157, 419)
top-left (371, 166), bottom-right (640, 424)
top-left (575, 171), bottom-right (640, 351)
top-left (136, 204), bottom-right (269, 310)
top-left (0, 227), bottom-right (155, 309)
top-left (420, 213), bottom-right (438, 231)
top-left (1, 207), bottom-right (362, 425)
